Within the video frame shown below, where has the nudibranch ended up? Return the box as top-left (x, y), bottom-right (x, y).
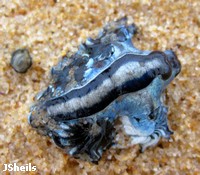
top-left (28, 17), bottom-right (181, 163)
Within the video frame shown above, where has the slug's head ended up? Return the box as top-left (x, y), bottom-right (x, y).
top-left (28, 105), bottom-right (50, 135)
top-left (164, 50), bottom-right (181, 78)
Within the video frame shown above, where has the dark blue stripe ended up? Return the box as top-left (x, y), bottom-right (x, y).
top-left (51, 70), bottom-right (155, 121)
top-left (44, 52), bottom-right (170, 120)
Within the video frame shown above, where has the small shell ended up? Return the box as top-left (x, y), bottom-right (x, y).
top-left (10, 49), bottom-right (32, 73)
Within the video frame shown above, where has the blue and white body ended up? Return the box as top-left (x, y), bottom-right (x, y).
top-left (28, 17), bottom-right (181, 163)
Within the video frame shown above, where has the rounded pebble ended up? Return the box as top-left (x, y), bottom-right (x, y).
top-left (10, 49), bottom-right (32, 73)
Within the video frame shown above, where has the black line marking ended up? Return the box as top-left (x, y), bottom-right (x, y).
top-left (44, 52), bottom-right (170, 120)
